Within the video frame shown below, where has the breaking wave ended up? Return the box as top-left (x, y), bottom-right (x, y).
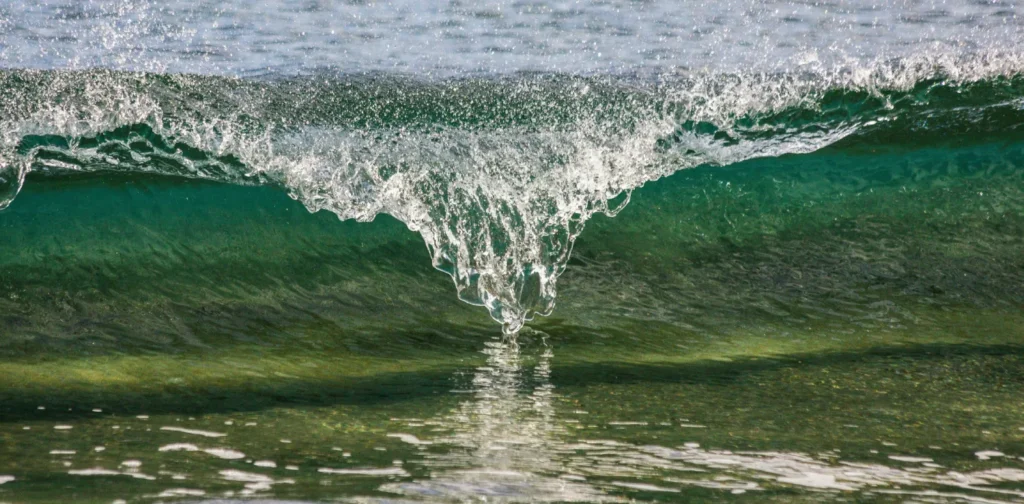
top-left (3, 51), bottom-right (1024, 332)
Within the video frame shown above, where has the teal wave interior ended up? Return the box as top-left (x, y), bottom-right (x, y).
top-left (4, 115), bottom-right (1023, 352)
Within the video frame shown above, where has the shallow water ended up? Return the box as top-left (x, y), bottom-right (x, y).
top-left (3, 1), bottom-right (1024, 502)
top-left (3, 139), bottom-right (1024, 502)
top-left (4, 323), bottom-right (1024, 503)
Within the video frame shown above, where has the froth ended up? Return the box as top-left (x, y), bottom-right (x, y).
top-left (2, 53), bottom-right (1023, 331)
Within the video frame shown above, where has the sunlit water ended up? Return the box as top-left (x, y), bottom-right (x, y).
top-left (4, 329), bottom-right (1024, 503)
top-left (3, 1), bottom-right (1024, 503)
top-left (2, 126), bottom-right (1024, 504)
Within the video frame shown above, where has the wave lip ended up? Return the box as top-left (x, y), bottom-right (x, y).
top-left (3, 53), bottom-right (1024, 331)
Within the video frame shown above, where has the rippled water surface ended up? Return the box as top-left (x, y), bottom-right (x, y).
top-left (2, 1), bottom-right (1024, 503)
top-left (5, 328), bottom-right (1024, 503)
top-left (3, 144), bottom-right (1024, 502)
top-left (4, 0), bottom-right (1024, 75)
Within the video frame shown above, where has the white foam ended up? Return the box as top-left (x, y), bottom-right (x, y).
top-left (159, 426), bottom-right (226, 438)
top-left (157, 488), bottom-right (205, 497)
top-left (159, 443), bottom-right (200, 452)
top-left (888, 455), bottom-right (933, 463)
top-left (68, 468), bottom-right (156, 480)
top-left (318, 467), bottom-right (410, 476)
top-left (158, 443), bottom-right (245, 460)
top-left (611, 481), bottom-right (679, 492)
top-left (219, 470), bottom-right (294, 495)
top-left (208, 448), bottom-right (246, 459)
top-left (220, 469), bottom-right (272, 483)
top-left (976, 450), bottom-right (1006, 461)
top-left (5, 55), bottom-right (1024, 330)
top-left (387, 433), bottom-right (432, 445)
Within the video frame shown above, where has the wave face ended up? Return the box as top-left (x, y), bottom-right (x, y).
top-left (3, 55), bottom-right (1024, 331)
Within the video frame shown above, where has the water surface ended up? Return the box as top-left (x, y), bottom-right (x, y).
top-left (2, 1), bottom-right (1024, 502)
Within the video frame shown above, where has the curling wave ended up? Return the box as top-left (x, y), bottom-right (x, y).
top-left (3, 52), bottom-right (1024, 332)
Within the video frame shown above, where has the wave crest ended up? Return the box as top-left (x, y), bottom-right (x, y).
top-left (3, 53), bottom-right (1024, 331)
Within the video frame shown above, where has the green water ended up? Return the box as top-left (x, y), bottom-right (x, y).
top-left (3, 1), bottom-right (1024, 501)
top-left (2, 133), bottom-right (1023, 502)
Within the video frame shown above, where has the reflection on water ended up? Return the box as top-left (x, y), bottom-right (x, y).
top-left (382, 337), bottom-right (617, 502)
top-left (373, 338), bottom-right (1024, 503)
top-left (5, 338), bottom-right (1024, 503)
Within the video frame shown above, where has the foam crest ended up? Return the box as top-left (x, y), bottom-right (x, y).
top-left (2, 53), bottom-right (1024, 331)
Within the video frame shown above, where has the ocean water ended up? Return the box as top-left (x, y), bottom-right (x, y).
top-left (3, 1), bottom-right (1024, 503)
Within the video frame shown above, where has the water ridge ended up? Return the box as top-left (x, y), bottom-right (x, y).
top-left (3, 53), bottom-right (1024, 331)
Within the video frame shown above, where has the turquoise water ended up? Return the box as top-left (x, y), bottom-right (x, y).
top-left (4, 69), bottom-right (1024, 331)
top-left (3, 1), bottom-right (1024, 502)
top-left (3, 132), bottom-right (1024, 502)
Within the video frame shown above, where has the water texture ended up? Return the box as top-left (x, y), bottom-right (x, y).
top-left (2, 1), bottom-right (1024, 502)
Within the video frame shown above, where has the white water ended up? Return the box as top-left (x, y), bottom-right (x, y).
top-left (1, 52), bottom-right (1024, 330)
